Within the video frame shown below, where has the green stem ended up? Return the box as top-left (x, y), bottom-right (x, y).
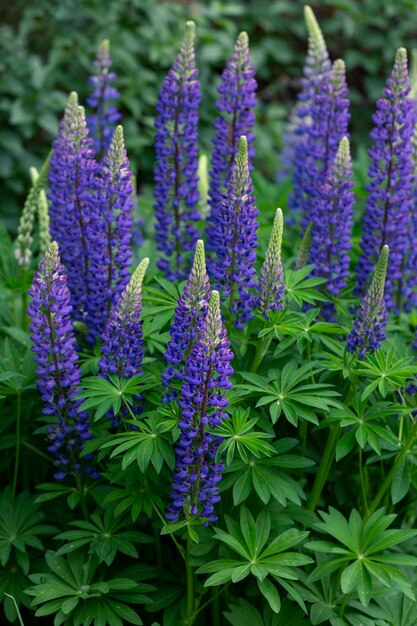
top-left (211, 589), bottom-right (220, 626)
top-left (186, 539), bottom-right (194, 623)
top-left (21, 440), bottom-right (54, 463)
top-left (75, 473), bottom-right (89, 520)
top-left (251, 335), bottom-right (272, 372)
top-left (367, 418), bottom-right (417, 517)
top-left (12, 391), bottom-right (21, 501)
top-left (308, 424), bottom-right (340, 511)
top-left (152, 504), bottom-right (186, 561)
top-left (359, 447), bottom-right (368, 515)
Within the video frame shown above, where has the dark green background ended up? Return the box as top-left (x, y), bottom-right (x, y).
top-left (1, 0), bottom-right (417, 230)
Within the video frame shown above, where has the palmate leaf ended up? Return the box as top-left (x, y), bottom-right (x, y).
top-left (355, 348), bottom-right (417, 400)
top-left (222, 439), bottom-right (314, 507)
top-left (214, 407), bottom-right (275, 465)
top-left (196, 508), bottom-right (312, 614)
top-left (54, 510), bottom-right (153, 566)
top-left (284, 265), bottom-right (328, 306)
top-left (306, 507), bottom-right (417, 607)
top-left (102, 465), bottom-right (164, 522)
top-left (99, 413), bottom-right (175, 473)
top-left (238, 362), bottom-right (340, 426)
top-left (25, 550), bottom-right (154, 626)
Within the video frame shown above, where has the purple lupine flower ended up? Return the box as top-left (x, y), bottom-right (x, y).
top-left (162, 239), bottom-right (210, 400)
top-left (89, 126), bottom-right (134, 340)
top-left (310, 137), bottom-right (354, 318)
top-left (154, 21), bottom-right (201, 281)
top-left (299, 59), bottom-right (350, 229)
top-left (255, 208), bottom-right (285, 316)
top-left (356, 48), bottom-right (415, 311)
top-left (206, 136), bottom-right (259, 328)
top-left (208, 31), bottom-right (257, 213)
top-left (347, 245), bottom-right (389, 359)
top-left (27, 242), bottom-right (96, 480)
top-left (99, 257), bottom-right (149, 382)
top-left (48, 93), bottom-right (103, 328)
top-left (87, 39), bottom-right (121, 159)
top-left (166, 290), bottom-right (234, 524)
top-left (403, 126), bottom-right (417, 309)
top-left (289, 5), bottom-right (332, 216)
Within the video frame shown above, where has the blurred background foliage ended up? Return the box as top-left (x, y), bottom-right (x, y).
top-left (1, 0), bottom-right (417, 231)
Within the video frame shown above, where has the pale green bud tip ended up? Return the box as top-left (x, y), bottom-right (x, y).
top-left (304, 5), bottom-right (326, 53)
top-left (130, 257), bottom-right (149, 293)
top-left (185, 20), bottom-right (196, 42)
top-left (99, 39), bottom-right (110, 53)
top-left (237, 135), bottom-right (248, 165)
top-left (337, 137), bottom-right (351, 163)
top-left (45, 241), bottom-right (59, 264)
top-left (238, 31), bottom-right (249, 47)
top-left (193, 239), bottom-right (206, 276)
top-left (210, 290), bottom-right (220, 309)
top-left (29, 166), bottom-right (39, 185)
top-left (68, 92), bottom-right (78, 107)
top-left (396, 47), bottom-right (407, 64)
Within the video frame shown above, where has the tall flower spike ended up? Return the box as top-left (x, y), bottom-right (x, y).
top-left (27, 242), bottom-right (96, 480)
top-left (162, 239), bottom-right (210, 400)
top-left (167, 290), bottom-right (234, 524)
top-left (299, 59), bottom-right (350, 229)
top-left (15, 155), bottom-right (51, 268)
top-left (87, 39), bottom-right (121, 159)
top-left (49, 95), bottom-right (105, 333)
top-left (255, 208), bottom-right (285, 316)
top-left (356, 49), bottom-right (414, 310)
top-left (310, 137), bottom-right (354, 318)
top-left (206, 136), bottom-right (259, 328)
top-left (289, 5), bottom-right (332, 216)
top-left (154, 21), bottom-right (201, 280)
top-left (88, 125), bottom-right (134, 341)
top-left (208, 31), bottom-right (257, 212)
top-left (30, 167), bottom-right (51, 254)
top-left (347, 245), bottom-right (389, 359)
top-left (99, 258), bottom-right (149, 384)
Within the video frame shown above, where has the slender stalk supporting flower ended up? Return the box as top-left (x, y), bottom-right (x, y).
top-left (289, 5), bottom-right (332, 217)
top-left (356, 49), bottom-right (414, 310)
top-left (99, 258), bottom-right (149, 420)
top-left (89, 125), bottom-right (134, 341)
top-left (87, 39), bottom-right (121, 159)
top-left (208, 31), bottom-right (257, 212)
top-left (154, 21), bottom-right (201, 280)
top-left (162, 240), bottom-right (210, 400)
top-left (255, 208), bottom-right (285, 317)
top-left (30, 167), bottom-right (51, 254)
top-left (27, 242), bottom-right (97, 480)
top-left (347, 245), bottom-right (389, 359)
top-left (207, 136), bottom-right (259, 328)
top-left (310, 137), bottom-right (354, 318)
top-left (48, 93), bottom-right (103, 325)
top-left (167, 290), bottom-right (234, 524)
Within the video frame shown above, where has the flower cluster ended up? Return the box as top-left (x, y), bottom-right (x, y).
top-left (30, 166), bottom-right (51, 255)
top-left (207, 135), bottom-right (259, 328)
top-left (154, 21), bottom-right (201, 280)
top-left (167, 290), bottom-right (234, 523)
top-left (356, 48), bottom-right (414, 310)
top-left (347, 245), bottom-right (389, 359)
top-left (310, 137), bottom-right (354, 317)
top-left (209, 31), bottom-right (257, 210)
top-left (99, 257), bottom-right (149, 382)
top-left (27, 242), bottom-right (96, 480)
top-left (162, 240), bottom-right (210, 400)
top-left (255, 208), bottom-right (285, 316)
top-left (48, 93), bottom-right (102, 326)
top-left (87, 39), bottom-right (121, 159)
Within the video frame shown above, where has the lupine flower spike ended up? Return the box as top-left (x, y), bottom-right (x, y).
top-left (30, 167), bottom-right (51, 254)
top-left (154, 21), bottom-right (201, 281)
top-left (255, 208), bottom-right (285, 316)
top-left (87, 39), bottom-right (121, 159)
top-left (162, 239), bottom-right (210, 400)
top-left (207, 135), bottom-right (259, 328)
top-left (289, 5), bottom-right (332, 215)
top-left (15, 155), bottom-right (51, 268)
top-left (48, 93), bottom-right (102, 326)
top-left (89, 125), bottom-right (134, 340)
top-left (300, 58), bottom-right (350, 229)
top-left (347, 245), bottom-right (389, 359)
top-left (208, 31), bottom-right (257, 211)
top-left (99, 257), bottom-right (149, 384)
top-left (311, 137), bottom-right (354, 318)
top-left (356, 48), bottom-right (414, 310)
top-left (167, 290), bottom-right (234, 524)
top-left (27, 242), bottom-right (96, 480)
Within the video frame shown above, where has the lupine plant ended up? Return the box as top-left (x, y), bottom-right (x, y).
top-left (4, 7), bottom-right (417, 626)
